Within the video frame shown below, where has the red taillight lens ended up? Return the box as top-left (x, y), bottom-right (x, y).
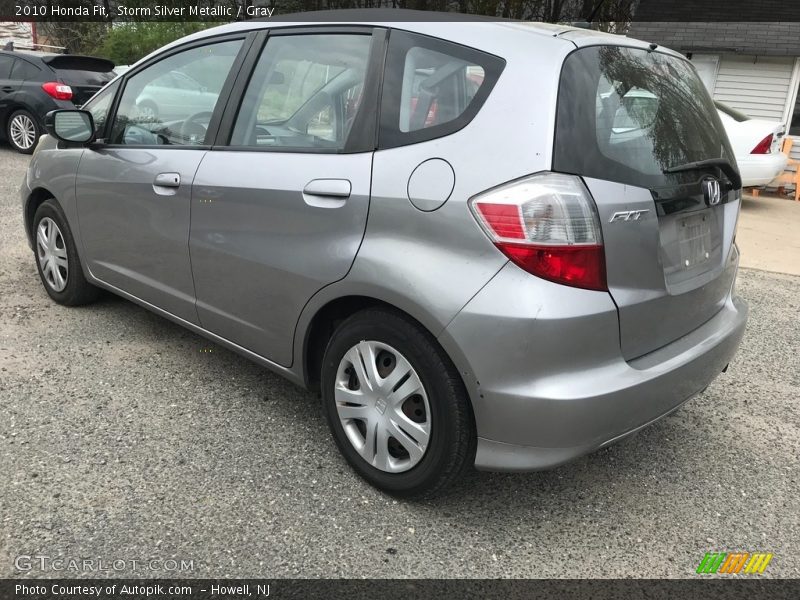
top-left (42, 82), bottom-right (73, 101)
top-left (750, 133), bottom-right (773, 154)
top-left (499, 243), bottom-right (607, 292)
top-left (470, 173), bottom-right (607, 291)
top-left (473, 203), bottom-right (526, 239)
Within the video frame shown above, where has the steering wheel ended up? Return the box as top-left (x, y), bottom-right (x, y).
top-left (180, 111), bottom-right (213, 145)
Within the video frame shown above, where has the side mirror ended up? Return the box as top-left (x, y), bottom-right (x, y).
top-left (45, 110), bottom-right (96, 144)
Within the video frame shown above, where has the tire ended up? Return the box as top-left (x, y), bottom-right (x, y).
top-left (321, 308), bottom-right (476, 499)
top-left (32, 199), bottom-right (100, 306)
top-left (7, 109), bottom-right (41, 154)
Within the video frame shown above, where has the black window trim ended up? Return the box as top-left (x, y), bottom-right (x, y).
top-left (96, 31), bottom-right (257, 150)
top-left (211, 25), bottom-right (387, 155)
top-left (378, 29), bottom-right (506, 150)
top-left (83, 78), bottom-right (121, 140)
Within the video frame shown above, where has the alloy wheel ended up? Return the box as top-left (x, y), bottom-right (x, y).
top-left (10, 113), bottom-right (36, 150)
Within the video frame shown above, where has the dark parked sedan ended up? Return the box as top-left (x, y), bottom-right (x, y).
top-left (0, 50), bottom-right (115, 153)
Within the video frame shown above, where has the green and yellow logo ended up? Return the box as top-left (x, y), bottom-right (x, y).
top-left (696, 552), bottom-right (773, 574)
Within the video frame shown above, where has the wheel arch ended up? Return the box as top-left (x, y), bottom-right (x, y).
top-left (24, 187), bottom-right (57, 246)
top-left (4, 100), bottom-right (37, 125)
top-left (300, 294), bottom-right (457, 394)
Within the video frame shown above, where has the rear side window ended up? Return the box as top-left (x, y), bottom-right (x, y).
top-left (0, 55), bottom-right (15, 79)
top-left (379, 31), bottom-right (504, 149)
top-left (554, 46), bottom-right (734, 190)
top-left (230, 33), bottom-right (372, 151)
top-left (10, 59), bottom-right (39, 81)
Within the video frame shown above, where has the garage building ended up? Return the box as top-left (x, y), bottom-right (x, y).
top-left (628, 21), bottom-right (800, 191)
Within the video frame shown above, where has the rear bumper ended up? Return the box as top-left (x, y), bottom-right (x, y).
top-left (738, 153), bottom-right (788, 187)
top-left (439, 261), bottom-right (748, 472)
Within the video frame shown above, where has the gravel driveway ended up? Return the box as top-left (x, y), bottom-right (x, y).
top-left (1, 146), bottom-right (798, 578)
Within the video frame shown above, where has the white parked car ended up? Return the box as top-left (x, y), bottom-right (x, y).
top-left (715, 101), bottom-right (788, 187)
top-left (133, 69), bottom-right (219, 122)
top-left (607, 90), bottom-right (788, 188)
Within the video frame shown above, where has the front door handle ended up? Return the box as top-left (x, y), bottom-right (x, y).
top-left (302, 179), bottom-right (351, 208)
top-left (154, 172), bottom-right (180, 188)
top-left (1, 86), bottom-right (14, 93)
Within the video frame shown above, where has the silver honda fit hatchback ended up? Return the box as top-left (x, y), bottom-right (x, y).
top-left (22, 16), bottom-right (748, 498)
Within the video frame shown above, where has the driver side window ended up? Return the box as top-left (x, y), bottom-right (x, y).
top-left (109, 39), bottom-right (242, 146)
top-left (229, 34), bottom-right (371, 150)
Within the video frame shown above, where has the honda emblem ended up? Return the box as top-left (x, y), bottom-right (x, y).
top-left (703, 177), bottom-right (722, 206)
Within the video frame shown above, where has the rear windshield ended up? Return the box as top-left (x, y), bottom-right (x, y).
top-left (43, 55), bottom-right (115, 86)
top-left (554, 46), bottom-right (734, 190)
top-left (54, 68), bottom-right (115, 86)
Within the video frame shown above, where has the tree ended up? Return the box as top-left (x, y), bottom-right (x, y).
top-left (98, 22), bottom-right (215, 65)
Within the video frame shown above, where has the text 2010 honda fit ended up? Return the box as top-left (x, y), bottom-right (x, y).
top-left (22, 16), bottom-right (748, 498)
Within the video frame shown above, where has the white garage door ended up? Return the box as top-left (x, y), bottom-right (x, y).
top-left (712, 55), bottom-right (795, 121)
top-left (690, 54), bottom-right (720, 94)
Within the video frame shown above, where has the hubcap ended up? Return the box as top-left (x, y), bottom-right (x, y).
top-left (36, 217), bottom-right (68, 292)
top-left (334, 341), bottom-right (431, 473)
top-left (10, 113), bottom-right (36, 150)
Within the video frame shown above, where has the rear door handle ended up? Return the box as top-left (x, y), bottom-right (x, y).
top-left (154, 172), bottom-right (180, 188)
top-left (302, 179), bottom-right (351, 208)
top-left (1, 86), bottom-right (14, 93)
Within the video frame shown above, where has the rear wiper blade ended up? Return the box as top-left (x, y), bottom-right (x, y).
top-left (663, 158), bottom-right (741, 190)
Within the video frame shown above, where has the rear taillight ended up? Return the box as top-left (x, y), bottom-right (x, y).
top-left (750, 133), bottom-right (773, 154)
top-left (469, 173), bottom-right (607, 291)
top-left (41, 82), bottom-right (73, 101)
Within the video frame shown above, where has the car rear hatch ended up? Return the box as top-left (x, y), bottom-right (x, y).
top-left (554, 45), bottom-right (741, 360)
top-left (43, 55), bottom-right (115, 106)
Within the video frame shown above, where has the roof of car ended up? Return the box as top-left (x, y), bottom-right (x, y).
top-left (0, 49), bottom-right (53, 60)
top-left (134, 9), bottom-right (683, 69)
top-left (198, 9), bottom-right (581, 38)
